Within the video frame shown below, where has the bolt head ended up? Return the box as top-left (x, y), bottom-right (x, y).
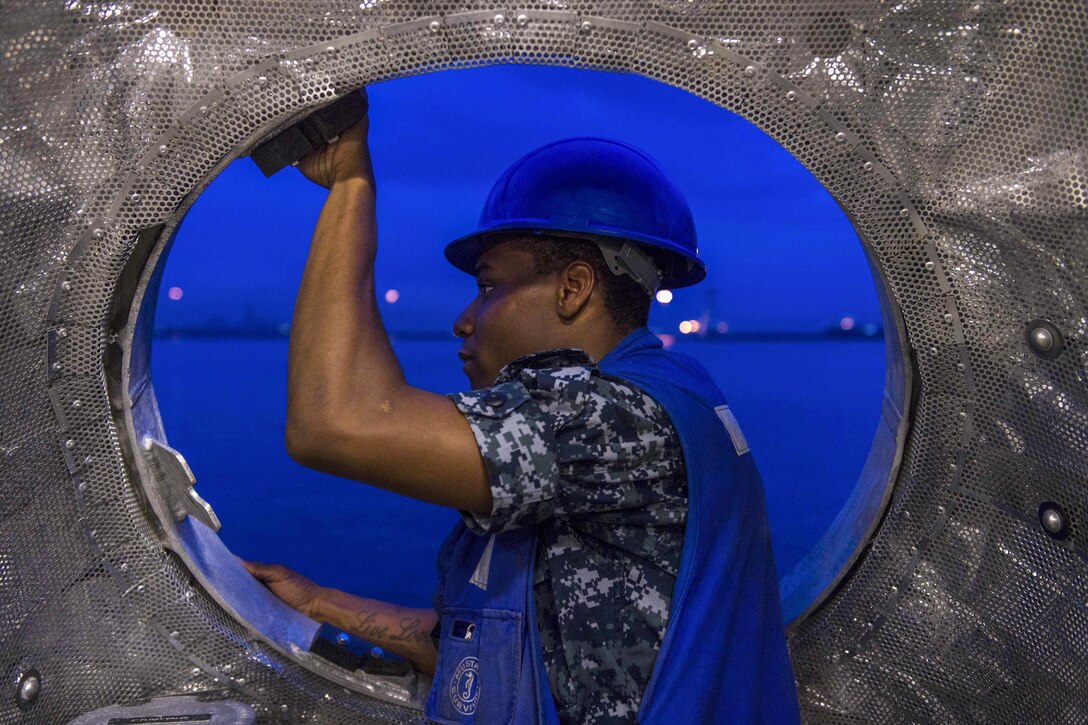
top-left (1029, 326), bottom-right (1054, 352)
top-left (336, 632), bottom-right (350, 646)
top-left (16, 672), bottom-right (40, 707)
top-left (1041, 507), bottom-right (1064, 534)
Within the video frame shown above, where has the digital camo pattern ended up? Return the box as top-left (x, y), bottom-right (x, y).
top-left (449, 348), bottom-right (687, 724)
top-left (3, 1), bottom-right (1087, 722)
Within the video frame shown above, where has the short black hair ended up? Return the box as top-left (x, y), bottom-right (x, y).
top-left (498, 234), bottom-right (652, 333)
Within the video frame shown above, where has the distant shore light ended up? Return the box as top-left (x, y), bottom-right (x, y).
top-left (167, 286), bottom-right (183, 301)
top-left (384, 289), bottom-right (400, 304)
top-left (839, 316), bottom-right (855, 331)
top-left (716, 321), bottom-right (729, 334)
top-left (679, 320), bottom-right (694, 334)
top-left (655, 289), bottom-right (673, 304)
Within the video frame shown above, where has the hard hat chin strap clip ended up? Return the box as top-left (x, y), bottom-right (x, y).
top-left (592, 238), bottom-right (663, 297)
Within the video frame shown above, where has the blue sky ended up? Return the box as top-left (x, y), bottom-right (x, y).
top-left (156, 63), bottom-right (880, 335)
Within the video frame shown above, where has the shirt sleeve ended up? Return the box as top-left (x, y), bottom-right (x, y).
top-left (448, 365), bottom-right (593, 534)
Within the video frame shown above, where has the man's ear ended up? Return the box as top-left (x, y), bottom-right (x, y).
top-left (556, 261), bottom-right (596, 320)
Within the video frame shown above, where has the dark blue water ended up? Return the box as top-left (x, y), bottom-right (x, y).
top-left (151, 336), bottom-right (884, 608)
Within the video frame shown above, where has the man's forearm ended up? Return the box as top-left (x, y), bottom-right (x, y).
top-left (314, 587), bottom-right (438, 675)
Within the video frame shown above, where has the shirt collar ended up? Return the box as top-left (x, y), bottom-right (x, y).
top-left (494, 347), bottom-right (597, 384)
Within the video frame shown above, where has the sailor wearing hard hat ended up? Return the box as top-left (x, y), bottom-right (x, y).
top-left (245, 115), bottom-right (801, 724)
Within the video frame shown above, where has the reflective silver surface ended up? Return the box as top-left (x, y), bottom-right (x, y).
top-left (1, 1), bottom-right (1086, 722)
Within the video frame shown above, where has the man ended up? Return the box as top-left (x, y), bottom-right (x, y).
top-left (244, 112), bottom-right (801, 724)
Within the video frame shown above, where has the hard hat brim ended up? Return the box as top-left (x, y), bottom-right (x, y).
top-left (444, 224), bottom-right (707, 289)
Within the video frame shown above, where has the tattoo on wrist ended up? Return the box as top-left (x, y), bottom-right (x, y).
top-left (353, 612), bottom-right (432, 645)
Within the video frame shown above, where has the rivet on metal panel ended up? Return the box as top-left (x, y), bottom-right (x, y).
top-left (835, 132), bottom-right (846, 142)
top-left (579, 20), bottom-right (592, 32)
top-left (1026, 320), bottom-right (1064, 359)
top-left (744, 65), bottom-right (756, 76)
top-left (1030, 327), bottom-right (1054, 351)
top-left (1038, 502), bottom-right (1069, 539)
top-left (517, 14), bottom-right (528, 26)
top-left (925, 261), bottom-right (934, 270)
top-left (493, 14), bottom-right (504, 24)
top-left (786, 90), bottom-right (797, 101)
top-left (863, 162), bottom-right (874, 171)
top-left (429, 20), bottom-right (441, 33)
top-left (15, 670), bottom-right (41, 709)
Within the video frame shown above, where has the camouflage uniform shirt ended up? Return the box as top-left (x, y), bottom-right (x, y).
top-left (443, 348), bottom-right (687, 724)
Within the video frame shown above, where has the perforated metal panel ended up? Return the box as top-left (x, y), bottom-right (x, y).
top-left (1, 1), bottom-right (1086, 723)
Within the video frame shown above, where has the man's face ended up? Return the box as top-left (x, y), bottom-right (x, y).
top-left (453, 241), bottom-right (558, 389)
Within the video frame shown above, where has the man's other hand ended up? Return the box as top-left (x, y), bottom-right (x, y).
top-left (240, 558), bottom-right (324, 619)
top-left (295, 118), bottom-right (374, 189)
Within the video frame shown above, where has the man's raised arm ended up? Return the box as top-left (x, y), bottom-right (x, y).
top-left (284, 117), bottom-right (491, 513)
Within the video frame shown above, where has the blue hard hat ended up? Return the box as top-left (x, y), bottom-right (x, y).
top-left (445, 137), bottom-right (707, 289)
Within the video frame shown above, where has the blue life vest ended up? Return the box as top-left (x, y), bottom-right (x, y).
top-left (426, 327), bottom-right (801, 724)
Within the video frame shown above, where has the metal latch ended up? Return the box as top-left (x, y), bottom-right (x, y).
top-left (142, 438), bottom-right (221, 531)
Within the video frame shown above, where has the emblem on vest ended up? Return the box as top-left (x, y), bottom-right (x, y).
top-left (449, 656), bottom-right (481, 715)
